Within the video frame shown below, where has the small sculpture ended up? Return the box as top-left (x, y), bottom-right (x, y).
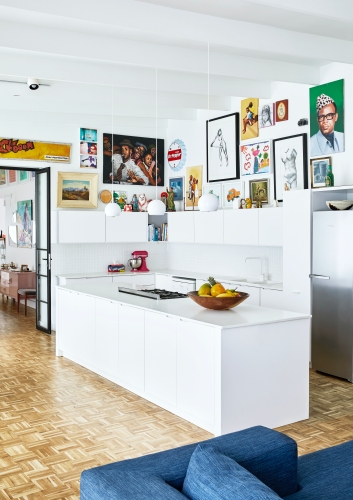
top-left (138, 193), bottom-right (149, 211)
top-left (245, 197), bottom-right (253, 209)
top-left (160, 192), bottom-right (168, 207)
top-left (166, 187), bottom-right (176, 212)
top-left (132, 194), bottom-right (139, 212)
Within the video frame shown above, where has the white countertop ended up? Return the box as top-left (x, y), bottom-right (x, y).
top-left (56, 268), bottom-right (283, 290)
top-left (57, 282), bottom-right (307, 329)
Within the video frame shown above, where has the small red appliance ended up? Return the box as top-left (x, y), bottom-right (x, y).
top-left (130, 250), bottom-right (149, 272)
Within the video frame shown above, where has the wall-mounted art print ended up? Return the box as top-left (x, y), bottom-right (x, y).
top-left (241, 98), bottom-right (259, 141)
top-left (249, 178), bottom-right (269, 205)
top-left (57, 172), bottom-right (98, 209)
top-left (310, 157), bottom-right (332, 188)
top-left (0, 169), bottom-right (6, 186)
top-left (259, 103), bottom-right (275, 128)
top-left (80, 155), bottom-right (97, 168)
top-left (207, 112), bottom-right (239, 183)
top-left (222, 181), bottom-right (244, 209)
top-left (103, 134), bottom-right (165, 186)
top-left (309, 79), bottom-right (344, 157)
top-left (80, 128), bottom-right (98, 168)
top-left (169, 177), bottom-right (184, 201)
top-left (203, 183), bottom-right (221, 207)
top-left (17, 200), bottom-right (33, 248)
top-left (0, 138), bottom-right (71, 162)
top-left (19, 170), bottom-right (28, 183)
top-left (168, 139), bottom-right (187, 172)
top-left (185, 165), bottom-right (202, 210)
top-left (80, 128), bottom-right (98, 142)
top-left (241, 141), bottom-right (270, 175)
top-left (273, 133), bottom-right (308, 202)
top-left (8, 170), bottom-right (16, 183)
top-left (275, 100), bottom-right (289, 122)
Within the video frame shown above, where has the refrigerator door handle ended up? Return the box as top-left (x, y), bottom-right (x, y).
top-left (309, 274), bottom-right (330, 280)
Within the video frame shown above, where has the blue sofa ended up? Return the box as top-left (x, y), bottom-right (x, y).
top-left (80, 425), bottom-right (353, 499)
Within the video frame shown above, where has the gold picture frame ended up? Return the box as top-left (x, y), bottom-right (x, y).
top-left (249, 178), bottom-right (269, 204)
top-left (57, 172), bottom-right (98, 208)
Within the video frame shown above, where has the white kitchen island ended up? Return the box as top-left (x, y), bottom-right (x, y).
top-left (56, 282), bottom-right (310, 436)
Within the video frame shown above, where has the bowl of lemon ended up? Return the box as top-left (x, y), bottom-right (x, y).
top-left (188, 277), bottom-right (249, 311)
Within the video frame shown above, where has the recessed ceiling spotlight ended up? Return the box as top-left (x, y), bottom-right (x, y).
top-left (27, 78), bottom-right (39, 90)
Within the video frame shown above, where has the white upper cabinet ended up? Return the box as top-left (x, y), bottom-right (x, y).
top-left (58, 211), bottom-right (106, 243)
top-left (168, 212), bottom-right (195, 243)
top-left (258, 208), bottom-right (283, 247)
top-left (106, 212), bottom-right (148, 243)
top-left (223, 210), bottom-right (258, 246)
top-left (194, 211), bottom-right (224, 244)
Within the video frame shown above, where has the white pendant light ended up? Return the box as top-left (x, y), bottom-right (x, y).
top-left (148, 67), bottom-right (165, 216)
top-left (105, 86), bottom-right (121, 217)
top-left (198, 193), bottom-right (219, 212)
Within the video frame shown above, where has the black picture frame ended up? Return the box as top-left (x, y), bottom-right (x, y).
top-left (206, 112), bottom-right (240, 182)
top-left (273, 133), bottom-right (308, 202)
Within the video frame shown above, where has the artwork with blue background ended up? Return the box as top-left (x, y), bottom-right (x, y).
top-left (169, 177), bottom-right (184, 201)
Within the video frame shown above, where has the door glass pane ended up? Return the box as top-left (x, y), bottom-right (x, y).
top-left (37, 172), bottom-right (48, 250)
top-left (38, 276), bottom-right (48, 302)
top-left (37, 302), bottom-right (48, 329)
top-left (38, 250), bottom-right (48, 277)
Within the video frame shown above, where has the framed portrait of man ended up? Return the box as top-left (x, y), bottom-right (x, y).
top-left (309, 79), bottom-right (344, 157)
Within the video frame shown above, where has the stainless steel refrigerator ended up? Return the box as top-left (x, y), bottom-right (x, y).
top-left (311, 211), bottom-right (353, 382)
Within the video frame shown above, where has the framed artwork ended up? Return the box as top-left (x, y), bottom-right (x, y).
top-left (275, 100), bottom-right (289, 122)
top-left (169, 177), bottom-right (184, 201)
top-left (19, 170), bottom-right (28, 183)
top-left (206, 112), bottom-right (240, 182)
top-left (222, 181), bottom-right (244, 209)
top-left (259, 104), bottom-right (275, 128)
top-left (311, 157), bottom-right (332, 188)
top-left (273, 133), bottom-right (308, 202)
top-left (8, 170), bottom-right (17, 184)
top-left (30, 171), bottom-right (36, 181)
top-left (103, 133), bottom-right (165, 186)
top-left (203, 183), bottom-right (221, 208)
top-left (80, 155), bottom-right (97, 168)
top-left (80, 128), bottom-right (98, 169)
top-left (241, 140), bottom-right (270, 176)
top-left (249, 178), bottom-right (269, 204)
top-left (0, 169), bottom-right (6, 187)
top-left (240, 98), bottom-right (259, 141)
top-left (309, 79), bottom-right (344, 157)
top-left (20, 264), bottom-right (29, 272)
top-left (80, 128), bottom-right (97, 142)
top-left (57, 172), bottom-right (98, 209)
top-left (17, 200), bottom-right (33, 248)
top-left (185, 165), bottom-right (202, 210)
top-left (0, 138), bottom-right (71, 162)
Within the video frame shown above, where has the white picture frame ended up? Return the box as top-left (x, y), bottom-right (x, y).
top-left (203, 183), bottom-right (221, 208)
top-left (222, 181), bottom-right (244, 209)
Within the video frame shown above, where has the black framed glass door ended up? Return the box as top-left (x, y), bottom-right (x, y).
top-left (35, 167), bottom-right (51, 333)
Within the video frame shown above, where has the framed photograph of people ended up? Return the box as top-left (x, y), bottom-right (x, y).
top-left (309, 79), bottom-right (344, 157)
top-left (185, 165), bottom-right (202, 210)
top-left (273, 133), bottom-right (308, 202)
top-left (310, 157), bottom-right (332, 188)
top-left (249, 178), bottom-right (269, 205)
top-left (206, 112), bottom-right (240, 183)
top-left (169, 177), bottom-right (184, 201)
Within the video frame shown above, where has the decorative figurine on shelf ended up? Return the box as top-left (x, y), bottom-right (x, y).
top-left (124, 204), bottom-right (132, 212)
top-left (166, 187), bottom-right (176, 212)
top-left (245, 197), bottom-right (253, 209)
top-left (138, 193), bottom-right (149, 212)
top-left (132, 194), bottom-right (139, 212)
top-left (160, 191), bottom-right (168, 208)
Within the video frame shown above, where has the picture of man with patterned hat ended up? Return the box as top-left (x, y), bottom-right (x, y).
top-left (310, 79), bottom-right (345, 157)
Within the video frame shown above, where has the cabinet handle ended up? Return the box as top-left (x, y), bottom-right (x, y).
top-left (292, 290), bottom-right (301, 294)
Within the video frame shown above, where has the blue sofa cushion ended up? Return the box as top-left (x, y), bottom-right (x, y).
top-left (182, 444), bottom-right (281, 500)
top-left (285, 439), bottom-right (353, 500)
top-left (81, 426), bottom-right (298, 499)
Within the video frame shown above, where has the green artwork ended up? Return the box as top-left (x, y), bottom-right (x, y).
top-left (17, 200), bottom-right (33, 248)
top-left (309, 79), bottom-right (344, 157)
top-left (19, 170), bottom-right (28, 182)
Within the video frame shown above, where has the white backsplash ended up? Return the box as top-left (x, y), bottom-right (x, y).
top-left (52, 241), bottom-right (282, 282)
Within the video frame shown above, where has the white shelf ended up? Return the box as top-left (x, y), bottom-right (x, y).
top-left (312, 185), bottom-right (353, 192)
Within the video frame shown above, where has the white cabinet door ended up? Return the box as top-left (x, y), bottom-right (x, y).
top-left (155, 274), bottom-right (173, 291)
top-left (224, 210), bottom-right (259, 245)
top-left (177, 319), bottom-right (215, 426)
top-left (75, 293), bottom-right (96, 367)
top-left (168, 212), bottom-right (194, 243)
top-left (223, 281), bottom-right (260, 306)
top-left (56, 289), bottom-right (76, 356)
top-left (95, 298), bottom-right (119, 378)
top-left (112, 274), bottom-right (155, 286)
top-left (65, 277), bottom-right (113, 286)
top-left (258, 208), bottom-right (283, 247)
top-left (106, 212), bottom-right (148, 243)
top-left (283, 190), bottom-right (311, 314)
top-left (58, 211), bottom-right (106, 243)
top-left (145, 312), bottom-right (177, 405)
top-left (118, 304), bottom-right (145, 390)
top-left (194, 211), bottom-right (224, 244)
top-left (260, 288), bottom-right (285, 310)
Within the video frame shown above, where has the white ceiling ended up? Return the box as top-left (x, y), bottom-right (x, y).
top-left (0, 0), bottom-right (351, 123)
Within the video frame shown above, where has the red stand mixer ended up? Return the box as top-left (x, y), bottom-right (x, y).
top-left (128, 250), bottom-right (149, 272)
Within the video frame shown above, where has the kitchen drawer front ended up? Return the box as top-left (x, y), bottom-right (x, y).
top-left (112, 274), bottom-right (154, 286)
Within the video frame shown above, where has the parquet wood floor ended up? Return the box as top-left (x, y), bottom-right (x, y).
top-left (1, 299), bottom-right (353, 498)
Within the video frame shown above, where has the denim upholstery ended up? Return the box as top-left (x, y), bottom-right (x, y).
top-left (182, 444), bottom-right (281, 500)
top-left (80, 426), bottom-right (297, 499)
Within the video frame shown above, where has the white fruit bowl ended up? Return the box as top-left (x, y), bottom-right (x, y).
top-left (326, 200), bottom-right (353, 211)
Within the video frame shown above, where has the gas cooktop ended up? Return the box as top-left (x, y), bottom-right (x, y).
top-left (118, 287), bottom-right (188, 300)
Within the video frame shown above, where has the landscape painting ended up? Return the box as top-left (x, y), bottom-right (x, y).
top-left (57, 172), bottom-right (98, 208)
top-left (17, 200), bottom-right (33, 248)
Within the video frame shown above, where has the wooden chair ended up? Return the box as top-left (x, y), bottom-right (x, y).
top-left (17, 289), bottom-right (36, 316)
